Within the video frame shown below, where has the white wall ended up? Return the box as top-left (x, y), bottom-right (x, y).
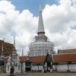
top-left (38, 65), bottom-right (43, 70)
top-left (53, 65), bottom-right (57, 71)
top-left (57, 64), bottom-right (68, 72)
top-left (31, 65), bottom-right (38, 71)
top-left (53, 63), bottom-right (76, 72)
top-left (31, 64), bottom-right (43, 71)
top-left (53, 64), bottom-right (68, 72)
top-left (69, 64), bottom-right (76, 72)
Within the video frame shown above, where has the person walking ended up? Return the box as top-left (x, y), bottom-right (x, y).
top-left (10, 66), bottom-right (14, 76)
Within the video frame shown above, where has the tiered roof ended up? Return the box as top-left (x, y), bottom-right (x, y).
top-left (0, 40), bottom-right (14, 56)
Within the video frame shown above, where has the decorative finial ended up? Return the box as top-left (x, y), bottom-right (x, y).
top-left (38, 4), bottom-right (45, 35)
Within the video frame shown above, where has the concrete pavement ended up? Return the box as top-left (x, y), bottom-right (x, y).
top-left (0, 73), bottom-right (76, 76)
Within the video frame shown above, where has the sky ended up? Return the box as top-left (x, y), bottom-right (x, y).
top-left (0, 0), bottom-right (76, 55)
top-left (10, 0), bottom-right (58, 16)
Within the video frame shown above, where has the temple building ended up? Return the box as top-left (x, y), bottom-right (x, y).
top-left (28, 7), bottom-right (54, 57)
top-left (0, 39), bottom-right (21, 73)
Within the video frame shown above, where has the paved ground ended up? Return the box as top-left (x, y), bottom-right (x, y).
top-left (1, 72), bottom-right (76, 76)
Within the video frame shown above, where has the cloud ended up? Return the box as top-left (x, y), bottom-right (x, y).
top-left (0, 0), bottom-right (76, 55)
top-left (43, 0), bottom-right (76, 50)
top-left (0, 0), bottom-right (37, 55)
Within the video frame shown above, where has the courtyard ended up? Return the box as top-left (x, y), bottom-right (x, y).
top-left (1, 73), bottom-right (76, 76)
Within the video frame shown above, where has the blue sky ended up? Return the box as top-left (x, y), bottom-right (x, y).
top-left (10, 0), bottom-right (58, 16)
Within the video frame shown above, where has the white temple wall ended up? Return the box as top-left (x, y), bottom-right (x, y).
top-left (53, 63), bottom-right (76, 72)
top-left (31, 65), bottom-right (43, 71)
top-left (38, 65), bottom-right (43, 70)
top-left (31, 65), bottom-right (38, 71)
top-left (53, 65), bottom-right (57, 71)
top-left (56, 64), bottom-right (68, 72)
top-left (69, 64), bottom-right (76, 72)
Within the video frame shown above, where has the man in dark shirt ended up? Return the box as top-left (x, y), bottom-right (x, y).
top-left (10, 66), bottom-right (14, 76)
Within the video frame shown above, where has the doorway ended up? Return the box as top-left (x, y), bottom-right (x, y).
top-left (25, 62), bottom-right (31, 72)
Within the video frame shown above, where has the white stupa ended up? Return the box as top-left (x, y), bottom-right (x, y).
top-left (29, 7), bottom-right (54, 57)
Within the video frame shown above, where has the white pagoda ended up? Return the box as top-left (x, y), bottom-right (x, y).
top-left (29, 7), bottom-right (54, 57)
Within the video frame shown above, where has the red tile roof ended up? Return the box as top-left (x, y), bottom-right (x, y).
top-left (53, 53), bottom-right (76, 63)
top-left (19, 56), bottom-right (30, 62)
top-left (58, 49), bottom-right (76, 54)
top-left (4, 56), bottom-right (46, 64)
top-left (4, 56), bottom-right (30, 63)
top-left (3, 53), bottom-right (76, 64)
top-left (5, 43), bottom-right (14, 51)
top-left (30, 56), bottom-right (46, 64)
top-left (4, 56), bottom-right (22, 63)
top-left (19, 56), bottom-right (26, 62)
top-left (0, 40), bottom-right (14, 56)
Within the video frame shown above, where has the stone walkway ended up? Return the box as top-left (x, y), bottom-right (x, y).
top-left (1, 73), bottom-right (76, 76)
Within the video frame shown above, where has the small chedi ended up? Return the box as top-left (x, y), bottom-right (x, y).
top-left (6, 49), bottom-right (21, 73)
